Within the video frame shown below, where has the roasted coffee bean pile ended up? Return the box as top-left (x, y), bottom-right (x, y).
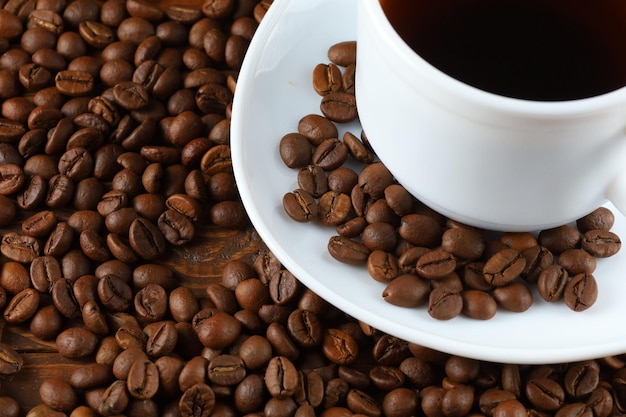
top-left (2, 0), bottom-right (626, 415)
top-left (280, 41), bottom-right (622, 320)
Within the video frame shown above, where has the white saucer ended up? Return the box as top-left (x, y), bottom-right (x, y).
top-left (231, 0), bottom-right (626, 364)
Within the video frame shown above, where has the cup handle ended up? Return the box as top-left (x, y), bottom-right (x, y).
top-left (607, 169), bottom-right (626, 216)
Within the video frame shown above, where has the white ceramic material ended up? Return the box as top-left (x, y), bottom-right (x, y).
top-left (231, 0), bottom-right (626, 364)
top-left (357, 0), bottom-right (626, 231)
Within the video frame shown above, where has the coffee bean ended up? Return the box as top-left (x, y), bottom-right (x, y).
top-left (328, 41), bottom-right (357, 67)
top-left (428, 286), bottom-right (463, 320)
top-left (1, 232), bottom-right (40, 263)
top-left (312, 63), bottom-right (342, 96)
top-left (564, 272), bottom-right (598, 312)
top-left (320, 91), bottom-right (358, 123)
top-left (416, 249), bottom-right (456, 280)
top-left (283, 189), bottom-right (318, 222)
top-left (581, 229), bottom-right (621, 258)
top-left (492, 282), bottom-right (533, 312)
top-left (179, 383), bottom-right (216, 417)
top-left (322, 328), bottom-right (359, 365)
top-left (98, 274), bottom-right (132, 312)
top-left (56, 327), bottom-right (99, 359)
top-left (39, 377), bottom-right (78, 412)
top-left (0, 342), bottom-right (23, 375)
top-left (51, 278), bottom-right (81, 318)
top-left (328, 235), bottom-right (370, 265)
top-left (134, 283), bottom-right (167, 322)
top-left (21, 209), bottom-right (56, 237)
top-left (194, 310), bottom-right (241, 350)
top-left (127, 359), bottom-right (159, 400)
top-left (4, 287), bottom-right (39, 324)
top-left (526, 377), bottom-right (565, 411)
top-left (128, 217), bottom-right (166, 260)
top-left (483, 248), bottom-right (526, 286)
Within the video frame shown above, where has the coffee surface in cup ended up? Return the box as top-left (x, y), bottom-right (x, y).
top-left (380, 0), bottom-right (626, 101)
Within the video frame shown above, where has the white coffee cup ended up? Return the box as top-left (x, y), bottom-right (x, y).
top-left (355, 0), bottom-right (626, 231)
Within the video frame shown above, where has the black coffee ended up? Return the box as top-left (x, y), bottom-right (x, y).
top-left (380, 0), bottom-right (626, 101)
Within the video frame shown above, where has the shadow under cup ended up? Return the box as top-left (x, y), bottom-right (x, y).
top-left (379, 0), bottom-right (626, 101)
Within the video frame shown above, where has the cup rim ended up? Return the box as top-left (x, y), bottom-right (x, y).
top-left (364, 0), bottom-right (626, 118)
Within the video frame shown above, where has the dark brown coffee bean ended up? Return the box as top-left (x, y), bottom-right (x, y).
top-left (0, 261), bottom-right (29, 295)
top-left (526, 377), bottom-right (565, 411)
top-left (207, 354), bottom-right (245, 386)
top-left (47, 174), bottom-right (75, 208)
top-left (322, 328), bottom-right (358, 365)
top-left (195, 82), bottom-right (232, 114)
top-left (383, 274), bottom-right (430, 308)
top-left (312, 63), bottom-right (342, 96)
top-left (4, 287), bottom-right (39, 324)
top-left (0, 342), bottom-right (23, 375)
top-left (100, 379), bottom-right (131, 416)
top-left (18, 63), bottom-right (52, 91)
top-left (79, 229), bottom-right (111, 262)
top-left (558, 248), bottom-right (597, 275)
top-left (586, 387), bottom-right (613, 417)
top-left (280, 133), bottom-right (312, 169)
top-left (416, 249), bottom-right (456, 280)
top-left (367, 249), bottom-right (400, 282)
top-left (1, 232), bottom-right (40, 263)
top-left (21, 209), bottom-right (56, 238)
top-left (39, 377), bottom-right (78, 412)
top-left (442, 227), bottom-right (485, 260)
top-left (320, 91), bottom-right (357, 123)
top-left (126, 359), bottom-right (159, 400)
top-left (483, 248), bottom-right (526, 286)
top-left (563, 361), bottom-right (599, 399)
top-left (128, 217), bottom-right (166, 260)
top-left (194, 310), bottom-right (241, 349)
top-left (56, 327), bottom-right (99, 359)
top-left (30, 255), bottom-right (61, 293)
top-left (0, 163), bottom-right (25, 195)
top-left (179, 383), bottom-right (216, 417)
top-left (493, 282), bottom-right (533, 312)
top-left (346, 389), bottom-right (381, 416)
top-left (312, 138), bottom-right (348, 171)
top-left (328, 41), bottom-right (357, 66)
top-left (95, 275), bottom-right (131, 314)
top-left (69, 363), bottom-right (114, 390)
top-left (54, 70), bottom-right (94, 96)
top-left (265, 356), bottom-right (299, 398)
top-left (428, 286), bottom-right (463, 320)
top-left (328, 235), bottom-right (370, 265)
top-left (520, 245), bottom-right (554, 283)
top-left (283, 189), bottom-right (318, 222)
top-left (398, 214), bottom-right (442, 247)
top-left (43, 221), bottom-right (74, 257)
top-left (564, 272), bottom-right (598, 312)
top-left (328, 167), bottom-right (358, 195)
top-left (51, 278), bottom-right (81, 318)
top-left (200, 144), bottom-right (232, 176)
top-left (539, 225), bottom-right (581, 254)
top-left (297, 114), bottom-right (338, 146)
top-left (112, 81), bottom-right (150, 110)
top-left (132, 283), bottom-right (167, 323)
top-left (285, 309), bottom-right (323, 349)
top-left (318, 190), bottom-right (351, 226)
top-left (581, 229), bottom-right (621, 258)
top-left (577, 207), bottom-right (615, 232)
top-left (462, 290), bottom-right (497, 320)
top-left (79, 20), bottom-right (115, 48)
